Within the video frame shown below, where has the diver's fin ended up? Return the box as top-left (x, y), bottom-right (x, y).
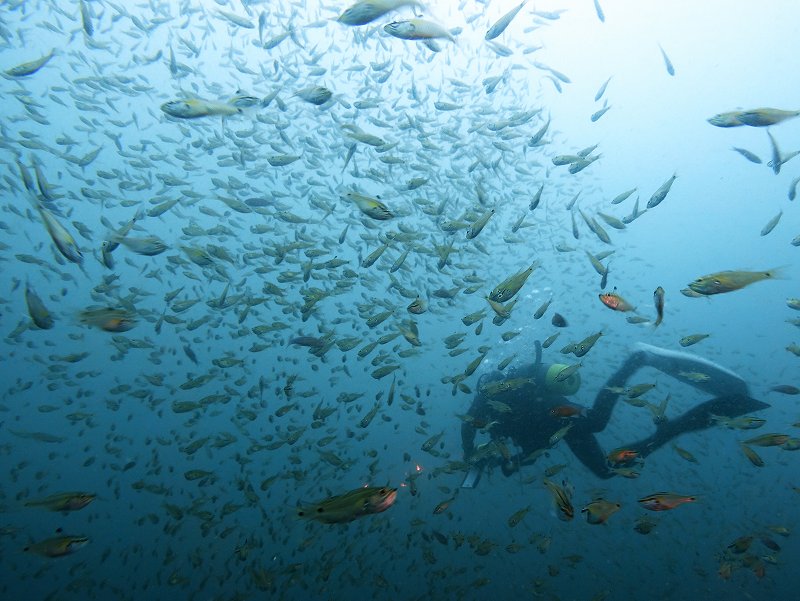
top-left (461, 465), bottom-right (483, 489)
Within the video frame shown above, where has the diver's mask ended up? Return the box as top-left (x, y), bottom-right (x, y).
top-left (539, 363), bottom-right (582, 396)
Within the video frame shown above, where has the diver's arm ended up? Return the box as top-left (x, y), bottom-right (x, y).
top-left (501, 452), bottom-right (522, 477)
top-left (586, 343), bottom-right (751, 433)
top-left (461, 371), bottom-right (500, 459)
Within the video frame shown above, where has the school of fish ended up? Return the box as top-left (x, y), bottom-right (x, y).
top-left (0, 0), bottom-right (798, 599)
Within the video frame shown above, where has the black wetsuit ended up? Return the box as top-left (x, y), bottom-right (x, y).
top-left (461, 363), bottom-right (572, 468)
top-left (462, 344), bottom-right (770, 479)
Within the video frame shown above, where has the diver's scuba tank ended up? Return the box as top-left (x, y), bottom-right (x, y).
top-left (476, 340), bottom-right (580, 396)
top-left (530, 339), bottom-right (581, 396)
top-left (538, 363), bottom-right (582, 396)
top-left (493, 341), bottom-right (582, 396)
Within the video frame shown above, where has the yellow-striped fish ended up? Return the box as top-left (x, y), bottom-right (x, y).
top-left (688, 269), bottom-right (781, 295)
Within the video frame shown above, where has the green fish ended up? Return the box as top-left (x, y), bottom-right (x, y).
top-left (347, 192), bottom-right (393, 220)
top-left (24, 282), bottom-right (54, 330)
top-left (25, 492), bottom-right (95, 512)
top-left (679, 333), bottom-right (710, 347)
top-left (688, 269), bottom-right (781, 295)
top-left (489, 261), bottom-right (540, 302)
top-left (582, 498), bottom-right (621, 525)
top-left (297, 486), bottom-right (397, 524)
top-left (34, 203), bottom-right (83, 266)
top-left (24, 533), bottom-right (89, 558)
top-left (5, 50), bottom-right (55, 77)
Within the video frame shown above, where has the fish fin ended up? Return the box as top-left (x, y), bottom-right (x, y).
top-left (764, 266), bottom-right (789, 280)
top-left (295, 501), bottom-right (314, 518)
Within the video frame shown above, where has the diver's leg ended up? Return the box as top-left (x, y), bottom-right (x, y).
top-left (631, 343), bottom-right (750, 397)
top-left (564, 429), bottom-right (614, 479)
top-left (586, 343), bottom-right (753, 434)
top-left (626, 394), bottom-right (770, 458)
top-left (585, 348), bottom-right (648, 432)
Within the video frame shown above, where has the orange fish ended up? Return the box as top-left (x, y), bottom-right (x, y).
top-left (598, 289), bottom-right (636, 312)
top-left (638, 492), bottom-right (697, 511)
top-left (607, 448), bottom-right (639, 466)
top-left (549, 404), bottom-right (586, 419)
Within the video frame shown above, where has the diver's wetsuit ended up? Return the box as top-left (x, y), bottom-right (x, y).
top-left (461, 361), bottom-right (571, 469)
top-left (461, 343), bottom-right (770, 480)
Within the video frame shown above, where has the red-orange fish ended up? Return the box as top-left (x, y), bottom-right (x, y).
top-left (549, 404), bottom-right (587, 419)
top-left (598, 289), bottom-right (636, 312)
top-left (607, 448), bottom-right (639, 466)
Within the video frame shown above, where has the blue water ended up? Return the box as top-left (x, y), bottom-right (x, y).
top-left (1, 1), bottom-right (799, 599)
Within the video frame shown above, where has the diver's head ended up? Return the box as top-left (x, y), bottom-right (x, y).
top-left (542, 363), bottom-right (582, 396)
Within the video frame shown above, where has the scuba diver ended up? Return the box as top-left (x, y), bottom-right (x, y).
top-left (460, 342), bottom-right (770, 486)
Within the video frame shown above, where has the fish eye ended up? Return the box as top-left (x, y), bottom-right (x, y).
top-left (713, 279), bottom-right (721, 285)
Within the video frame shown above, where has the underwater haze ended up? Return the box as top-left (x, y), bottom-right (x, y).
top-left (1, 0), bottom-right (799, 599)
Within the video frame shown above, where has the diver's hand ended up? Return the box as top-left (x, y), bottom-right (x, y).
top-left (501, 460), bottom-right (518, 477)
